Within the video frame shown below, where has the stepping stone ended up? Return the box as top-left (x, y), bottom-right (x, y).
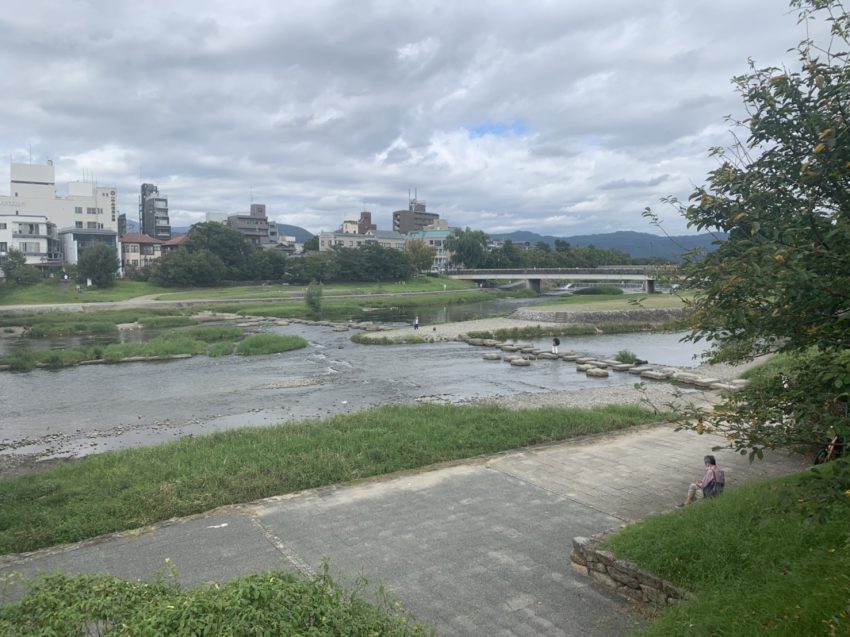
top-left (483, 353), bottom-right (501, 361)
top-left (576, 364), bottom-right (591, 371)
top-left (641, 370), bottom-right (671, 381)
top-left (586, 368), bottom-right (610, 378)
top-left (609, 363), bottom-right (633, 371)
top-left (510, 358), bottom-right (531, 366)
top-left (628, 365), bottom-right (653, 375)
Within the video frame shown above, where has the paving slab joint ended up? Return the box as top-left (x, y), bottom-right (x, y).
top-left (569, 532), bottom-right (691, 610)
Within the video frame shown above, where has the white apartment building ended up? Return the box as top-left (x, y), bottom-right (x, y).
top-left (0, 161), bottom-right (118, 234)
top-left (0, 214), bottom-right (62, 273)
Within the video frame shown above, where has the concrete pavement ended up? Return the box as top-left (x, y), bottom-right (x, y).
top-left (0, 424), bottom-right (808, 636)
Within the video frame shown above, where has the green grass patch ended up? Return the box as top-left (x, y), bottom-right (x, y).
top-left (0, 404), bottom-right (664, 554)
top-left (0, 280), bottom-right (169, 305)
top-left (101, 334), bottom-right (208, 361)
top-left (206, 341), bottom-right (235, 357)
top-left (155, 276), bottom-right (475, 301)
top-left (0, 308), bottom-right (191, 332)
top-left (234, 333), bottom-right (308, 355)
top-left (350, 333), bottom-right (429, 345)
top-left (235, 289), bottom-right (529, 320)
top-left (179, 326), bottom-right (243, 342)
top-left (139, 316), bottom-right (199, 329)
top-left (0, 567), bottom-right (433, 636)
top-left (601, 469), bottom-right (850, 636)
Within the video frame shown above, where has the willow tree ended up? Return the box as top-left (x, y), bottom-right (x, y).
top-left (656, 0), bottom-right (850, 467)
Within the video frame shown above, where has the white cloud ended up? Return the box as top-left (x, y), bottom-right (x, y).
top-left (0, 0), bottom-right (822, 237)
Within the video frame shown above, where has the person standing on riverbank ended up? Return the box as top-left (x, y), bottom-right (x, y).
top-left (414, 316), bottom-right (420, 330)
top-left (551, 337), bottom-right (560, 354)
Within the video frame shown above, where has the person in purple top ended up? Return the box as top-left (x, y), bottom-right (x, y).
top-left (683, 455), bottom-right (723, 505)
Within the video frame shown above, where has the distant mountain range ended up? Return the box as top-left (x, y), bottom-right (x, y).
top-left (489, 230), bottom-right (725, 260)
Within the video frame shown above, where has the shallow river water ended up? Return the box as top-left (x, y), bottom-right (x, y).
top-left (0, 320), bottom-right (708, 465)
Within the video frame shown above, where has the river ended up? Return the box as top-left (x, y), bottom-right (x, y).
top-left (0, 298), bottom-right (708, 467)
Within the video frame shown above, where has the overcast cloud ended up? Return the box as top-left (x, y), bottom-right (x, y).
top-left (0, 0), bottom-right (817, 236)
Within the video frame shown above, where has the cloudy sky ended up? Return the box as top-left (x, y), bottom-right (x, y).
top-left (0, 0), bottom-right (819, 237)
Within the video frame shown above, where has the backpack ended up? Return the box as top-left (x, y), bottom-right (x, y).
top-left (703, 468), bottom-right (725, 498)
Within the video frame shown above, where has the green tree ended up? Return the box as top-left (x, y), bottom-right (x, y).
top-left (1, 248), bottom-right (41, 286)
top-left (304, 280), bottom-right (322, 318)
top-left (404, 239), bottom-right (437, 272)
top-left (77, 243), bottom-right (118, 288)
top-left (653, 0), bottom-right (850, 461)
top-left (187, 222), bottom-right (256, 279)
top-left (303, 235), bottom-right (319, 251)
top-left (445, 227), bottom-right (489, 268)
top-left (150, 249), bottom-right (227, 287)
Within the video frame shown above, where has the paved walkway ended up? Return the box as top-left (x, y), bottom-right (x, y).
top-left (0, 424), bottom-right (808, 636)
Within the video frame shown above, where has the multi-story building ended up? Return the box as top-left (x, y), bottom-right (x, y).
top-left (139, 183), bottom-right (171, 241)
top-left (228, 203), bottom-right (272, 246)
top-left (119, 233), bottom-right (163, 271)
top-left (0, 161), bottom-right (118, 233)
top-left (406, 228), bottom-right (454, 272)
top-left (0, 214), bottom-right (62, 276)
top-left (59, 228), bottom-right (119, 267)
top-left (392, 195), bottom-right (440, 234)
top-left (318, 229), bottom-right (407, 251)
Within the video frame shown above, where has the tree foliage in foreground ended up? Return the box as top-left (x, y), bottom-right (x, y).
top-left (0, 568), bottom-right (433, 636)
top-left (651, 0), bottom-right (850, 467)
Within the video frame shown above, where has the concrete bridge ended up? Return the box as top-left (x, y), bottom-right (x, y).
top-left (446, 266), bottom-right (668, 293)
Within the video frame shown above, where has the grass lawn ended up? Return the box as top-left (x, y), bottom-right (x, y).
top-left (0, 403), bottom-right (663, 554)
top-left (152, 276), bottom-right (475, 301)
top-left (533, 293), bottom-right (692, 312)
top-left (602, 467), bottom-right (850, 636)
top-left (0, 280), bottom-right (169, 305)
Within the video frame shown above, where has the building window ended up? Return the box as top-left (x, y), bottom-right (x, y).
top-left (20, 241), bottom-right (40, 254)
top-left (0, 223), bottom-right (5, 229)
top-left (0, 242), bottom-right (6, 252)
top-left (86, 207), bottom-right (97, 215)
top-left (75, 221), bottom-right (83, 228)
top-left (75, 207), bottom-right (82, 214)
top-left (87, 222), bottom-right (98, 229)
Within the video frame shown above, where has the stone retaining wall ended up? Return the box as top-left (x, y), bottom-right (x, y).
top-left (512, 307), bottom-right (684, 324)
top-left (570, 535), bottom-right (691, 609)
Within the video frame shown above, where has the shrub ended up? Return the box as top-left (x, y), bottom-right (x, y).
top-left (0, 568), bottom-right (433, 636)
top-left (615, 349), bottom-right (638, 364)
top-left (207, 341), bottom-right (235, 357)
top-left (235, 333), bottom-right (308, 356)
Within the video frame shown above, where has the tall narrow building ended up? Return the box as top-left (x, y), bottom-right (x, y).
top-left (139, 183), bottom-right (171, 241)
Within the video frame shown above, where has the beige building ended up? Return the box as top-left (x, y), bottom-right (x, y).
top-left (319, 229), bottom-right (407, 251)
top-left (0, 213), bottom-right (62, 276)
top-left (119, 233), bottom-right (163, 270)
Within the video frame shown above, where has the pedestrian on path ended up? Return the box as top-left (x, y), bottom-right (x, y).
top-left (683, 455), bottom-right (724, 505)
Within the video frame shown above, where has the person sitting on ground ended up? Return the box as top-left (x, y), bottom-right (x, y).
top-left (683, 455), bottom-right (724, 505)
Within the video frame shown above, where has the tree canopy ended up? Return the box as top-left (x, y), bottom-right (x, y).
top-left (77, 243), bottom-right (119, 288)
top-left (658, 0), bottom-right (850, 462)
top-left (1, 249), bottom-right (41, 286)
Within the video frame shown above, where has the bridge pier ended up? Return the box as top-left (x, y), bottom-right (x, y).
top-left (528, 279), bottom-right (541, 293)
top-left (645, 279), bottom-right (656, 294)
